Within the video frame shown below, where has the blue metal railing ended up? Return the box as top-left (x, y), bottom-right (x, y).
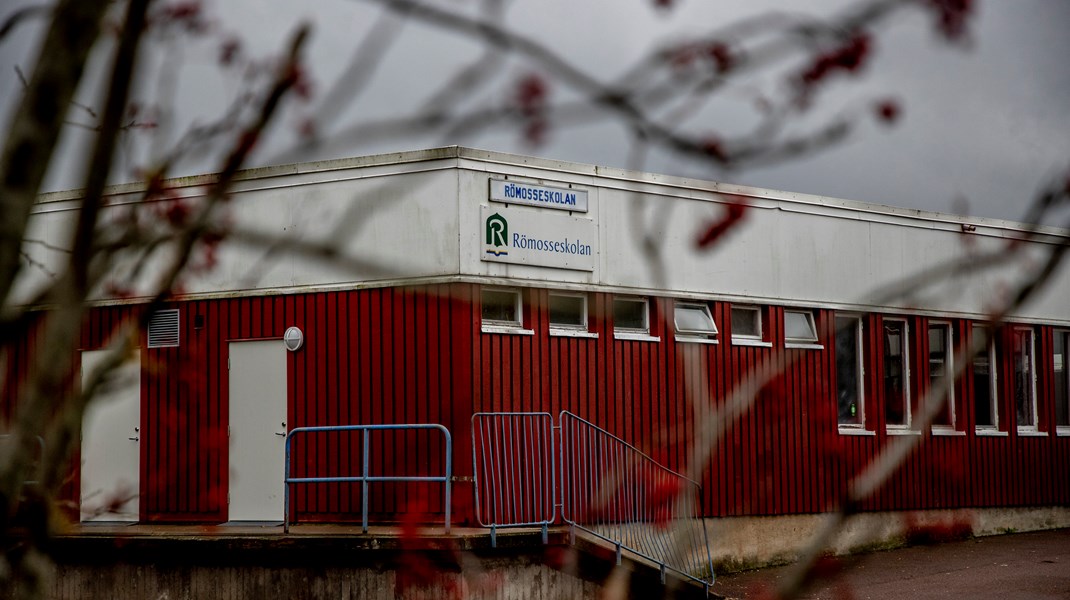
top-left (284, 424), bottom-right (452, 534)
top-left (471, 412), bottom-right (556, 545)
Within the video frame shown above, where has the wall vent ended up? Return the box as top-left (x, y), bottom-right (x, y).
top-left (147, 309), bottom-right (180, 348)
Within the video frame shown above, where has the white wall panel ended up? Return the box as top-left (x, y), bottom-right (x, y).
top-left (22, 147), bottom-right (1070, 324)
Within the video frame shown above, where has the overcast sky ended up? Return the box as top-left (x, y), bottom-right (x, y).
top-left (2, 0), bottom-right (1068, 223)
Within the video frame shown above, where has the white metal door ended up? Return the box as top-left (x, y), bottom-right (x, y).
top-left (80, 349), bottom-right (141, 522)
top-left (228, 340), bottom-right (287, 521)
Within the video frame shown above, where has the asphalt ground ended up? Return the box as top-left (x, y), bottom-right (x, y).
top-left (711, 529), bottom-right (1070, 600)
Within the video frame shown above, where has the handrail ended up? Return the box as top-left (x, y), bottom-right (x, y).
top-left (558, 411), bottom-right (715, 589)
top-left (468, 411), bottom-right (716, 589)
top-left (284, 424), bottom-right (452, 534)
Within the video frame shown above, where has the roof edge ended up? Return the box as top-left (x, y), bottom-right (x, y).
top-left (33, 145), bottom-right (1067, 237)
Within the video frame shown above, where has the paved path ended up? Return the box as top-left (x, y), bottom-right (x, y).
top-left (711, 529), bottom-right (1070, 599)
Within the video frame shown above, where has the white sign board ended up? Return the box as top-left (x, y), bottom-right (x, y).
top-left (489, 179), bottom-right (588, 212)
top-left (481, 205), bottom-right (596, 271)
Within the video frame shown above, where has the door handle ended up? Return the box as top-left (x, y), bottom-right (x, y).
top-left (128, 436), bottom-right (140, 441)
top-left (274, 432), bottom-right (286, 436)
top-left (275, 422), bottom-right (286, 436)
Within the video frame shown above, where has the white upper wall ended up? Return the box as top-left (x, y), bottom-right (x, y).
top-left (20, 147), bottom-right (1070, 324)
top-left (19, 150), bottom-right (464, 303)
top-left (454, 148), bottom-right (1069, 323)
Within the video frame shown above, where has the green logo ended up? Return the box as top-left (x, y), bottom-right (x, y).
top-left (485, 213), bottom-right (508, 256)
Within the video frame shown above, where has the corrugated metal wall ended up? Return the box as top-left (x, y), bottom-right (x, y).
top-left (476, 296), bottom-right (835, 517)
top-left (3, 284), bottom-right (1067, 525)
top-left (0, 287), bottom-right (474, 523)
top-left (474, 293), bottom-right (1070, 518)
top-left (283, 285), bottom-right (474, 522)
top-left (1, 305), bottom-right (142, 513)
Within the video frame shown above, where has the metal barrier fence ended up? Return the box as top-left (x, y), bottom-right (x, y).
top-left (284, 424), bottom-right (452, 534)
top-left (558, 411), bottom-right (713, 588)
top-left (471, 411), bottom-right (714, 589)
top-left (471, 412), bottom-right (555, 545)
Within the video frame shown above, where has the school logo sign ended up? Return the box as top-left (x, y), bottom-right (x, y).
top-left (480, 206), bottom-right (596, 272)
top-left (485, 213), bottom-right (508, 256)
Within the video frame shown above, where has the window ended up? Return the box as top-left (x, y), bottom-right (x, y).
top-left (784, 310), bottom-right (819, 346)
top-left (481, 288), bottom-right (523, 329)
top-left (1012, 327), bottom-right (1038, 431)
top-left (928, 323), bottom-right (955, 429)
top-left (1055, 330), bottom-right (1070, 433)
top-left (835, 315), bottom-right (865, 429)
top-left (973, 325), bottom-right (999, 431)
top-left (549, 292), bottom-right (594, 337)
top-left (884, 319), bottom-right (911, 429)
top-left (613, 297), bottom-right (654, 338)
top-left (674, 301), bottom-right (717, 342)
top-left (731, 306), bottom-right (764, 344)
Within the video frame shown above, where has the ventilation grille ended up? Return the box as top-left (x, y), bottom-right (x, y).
top-left (147, 309), bottom-right (180, 348)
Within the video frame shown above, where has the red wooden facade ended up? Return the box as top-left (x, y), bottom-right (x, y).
top-left (4, 283), bottom-right (1069, 524)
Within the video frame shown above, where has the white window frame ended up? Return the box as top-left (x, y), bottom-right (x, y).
top-left (1055, 329), bottom-right (1070, 436)
top-left (480, 287), bottom-right (533, 335)
top-left (613, 296), bottom-right (659, 342)
top-left (973, 325), bottom-right (1002, 435)
top-left (884, 318), bottom-right (913, 433)
top-left (835, 315), bottom-right (868, 434)
top-left (548, 292), bottom-right (597, 339)
top-left (928, 322), bottom-right (958, 434)
top-left (731, 305), bottom-right (769, 347)
top-left (1013, 327), bottom-right (1041, 434)
top-left (784, 309), bottom-right (822, 349)
top-left (674, 301), bottom-right (718, 344)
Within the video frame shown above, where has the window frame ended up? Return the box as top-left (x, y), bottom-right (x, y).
top-left (480, 287), bottom-right (533, 335)
top-left (784, 309), bottom-right (821, 349)
top-left (674, 301), bottom-right (718, 344)
top-left (613, 296), bottom-right (659, 341)
top-left (927, 321), bottom-right (958, 433)
top-left (972, 324), bottom-right (1002, 435)
top-left (548, 292), bottom-right (597, 338)
top-left (1055, 329), bottom-right (1070, 436)
top-left (883, 318), bottom-right (913, 433)
top-left (1012, 326), bottom-right (1041, 434)
top-left (731, 305), bottom-right (769, 347)
top-left (835, 314), bottom-right (868, 433)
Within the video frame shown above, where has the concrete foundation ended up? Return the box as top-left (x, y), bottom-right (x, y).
top-left (42, 527), bottom-right (707, 600)
top-left (36, 507), bottom-right (1070, 597)
top-left (51, 559), bottom-right (604, 600)
top-left (707, 506), bottom-right (1070, 573)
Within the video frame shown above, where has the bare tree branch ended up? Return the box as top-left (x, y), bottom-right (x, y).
top-left (311, 3), bottom-right (411, 132)
top-left (0, 4), bottom-right (49, 43)
top-left (0, 0), bottom-right (152, 545)
top-left (0, 9), bottom-right (310, 597)
top-left (0, 0), bottom-right (110, 309)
